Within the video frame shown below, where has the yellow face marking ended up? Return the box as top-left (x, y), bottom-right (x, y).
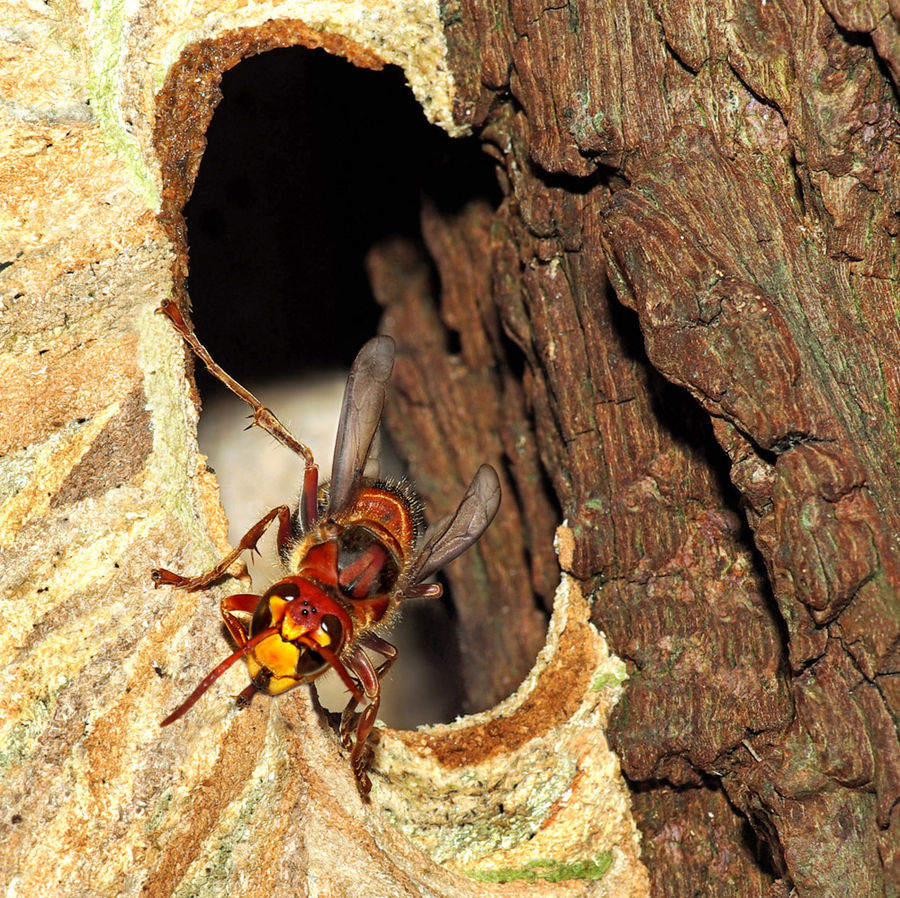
top-left (281, 607), bottom-right (332, 647)
top-left (261, 673), bottom-right (304, 695)
top-left (252, 633), bottom-right (300, 679)
top-left (266, 595), bottom-right (289, 625)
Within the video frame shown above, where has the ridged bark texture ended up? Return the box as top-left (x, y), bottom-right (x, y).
top-left (373, 0), bottom-right (899, 893)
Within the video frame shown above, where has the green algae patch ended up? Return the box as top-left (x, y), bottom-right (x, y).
top-left (465, 852), bottom-right (613, 883)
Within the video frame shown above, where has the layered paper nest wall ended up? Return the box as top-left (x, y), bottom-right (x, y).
top-left (0, 2), bottom-right (648, 894)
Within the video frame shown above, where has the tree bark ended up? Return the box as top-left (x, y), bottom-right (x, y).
top-left (3, 0), bottom-right (899, 895)
top-left (395, 0), bottom-right (899, 894)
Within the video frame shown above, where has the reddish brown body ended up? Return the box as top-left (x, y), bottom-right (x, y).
top-left (152, 302), bottom-right (500, 797)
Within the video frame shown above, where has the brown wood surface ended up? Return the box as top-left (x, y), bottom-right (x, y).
top-left (381, 0), bottom-right (900, 893)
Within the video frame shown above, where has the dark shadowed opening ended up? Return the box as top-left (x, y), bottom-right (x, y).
top-left (183, 46), bottom-right (500, 728)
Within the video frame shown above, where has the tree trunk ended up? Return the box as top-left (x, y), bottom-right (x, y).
top-left (2, 0), bottom-right (898, 895)
top-left (412, 0), bottom-right (900, 894)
